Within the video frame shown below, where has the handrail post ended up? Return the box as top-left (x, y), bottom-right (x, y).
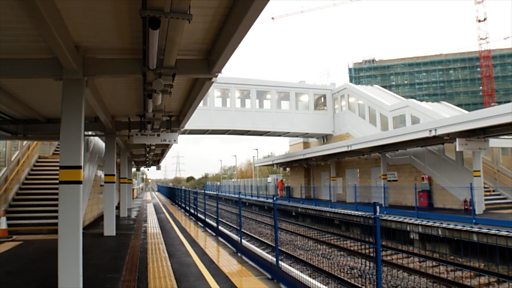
top-left (373, 202), bottom-right (383, 288)
top-left (273, 196), bottom-right (280, 267)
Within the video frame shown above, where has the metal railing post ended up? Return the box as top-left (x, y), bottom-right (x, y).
top-left (469, 183), bottom-right (476, 224)
top-left (354, 184), bottom-right (358, 211)
top-left (373, 202), bottom-right (383, 288)
top-left (414, 183), bottom-right (419, 218)
top-left (216, 190), bottom-right (220, 231)
top-left (203, 190), bottom-right (206, 220)
top-left (273, 196), bottom-right (280, 267)
top-left (238, 192), bottom-right (243, 248)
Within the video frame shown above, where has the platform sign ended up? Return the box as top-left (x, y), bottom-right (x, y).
top-left (386, 171), bottom-right (398, 182)
top-left (130, 132), bottom-right (178, 144)
top-left (456, 138), bottom-right (488, 151)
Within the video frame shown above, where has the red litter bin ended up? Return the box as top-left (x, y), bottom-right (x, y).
top-left (418, 190), bottom-right (429, 208)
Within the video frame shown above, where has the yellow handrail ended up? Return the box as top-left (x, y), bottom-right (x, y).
top-left (0, 142), bottom-right (40, 197)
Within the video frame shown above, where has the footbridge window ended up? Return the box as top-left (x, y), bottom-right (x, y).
top-left (357, 100), bottom-right (366, 119)
top-left (380, 113), bottom-right (389, 131)
top-left (314, 94), bottom-right (327, 111)
top-left (256, 90), bottom-right (272, 109)
top-left (369, 106), bottom-right (377, 126)
top-left (200, 93), bottom-right (209, 107)
top-left (0, 141), bottom-right (6, 174)
top-left (277, 92), bottom-right (290, 110)
top-left (392, 114), bottom-right (407, 129)
top-left (411, 114), bottom-right (421, 125)
top-left (214, 88), bottom-right (231, 108)
top-left (10, 141), bottom-right (19, 160)
top-left (235, 89), bottom-right (251, 109)
top-left (348, 94), bottom-right (356, 113)
top-left (296, 92), bottom-right (310, 111)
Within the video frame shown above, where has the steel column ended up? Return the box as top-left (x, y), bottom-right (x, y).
top-left (58, 78), bottom-right (85, 288)
top-left (472, 150), bottom-right (485, 214)
top-left (103, 134), bottom-right (116, 236)
top-left (119, 150), bottom-right (128, 217)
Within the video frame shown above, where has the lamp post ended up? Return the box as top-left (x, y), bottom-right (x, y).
top-left (253, 148), bottom-right (259, 180)
top-left (219, 159), bottom-right (223, 183)
top-left (252, 156), bottom-right (256, 180)
top-left (233, 155), bottom-right (237, 180)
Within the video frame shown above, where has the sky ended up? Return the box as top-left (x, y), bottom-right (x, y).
top-left (149, 0), bottom-right (512, 179)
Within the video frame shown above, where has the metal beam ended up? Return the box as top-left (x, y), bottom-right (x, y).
top-left (0, 58), bottom-right (212, 79)
top-left (24, 0), bottom-right (82, 72)
top-left (0, 87), bottom-right (45, 121)
top-left (161, 0), bottom-right (191, 67)
top-left (85, 81), bottom-right (115, 133)
top-left (208, 0), bottom-right (269, 73)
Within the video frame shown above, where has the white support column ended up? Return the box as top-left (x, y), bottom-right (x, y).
top-left (330, 161), bottom-right (337, 202)
top-left (58, 78), bottom-right (85, 288)
top-left (103, 134), bottom-right (116, 236)
top-left (455, 151), bottom-right (464, 167)
top-left (127, 160), bottom-right (133, 209)
top-left (119, 150), bottom-right (128, 217)
top-left (380, 153), bottom-right (388, 204)
top-left (472, 150), bottom-right (485, 214)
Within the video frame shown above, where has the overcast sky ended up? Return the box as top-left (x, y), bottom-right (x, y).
top-left (149, 0), bottom-right (512, 179)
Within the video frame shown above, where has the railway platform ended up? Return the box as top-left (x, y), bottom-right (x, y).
top-left (0, 192), bottom-right (277, 288)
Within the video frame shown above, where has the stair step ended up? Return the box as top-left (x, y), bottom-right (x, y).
top-left (10, 201), bottom-right (58, 205)
top-left (26, 175), bottom-right (58, 179)
top-left (29, 171), bottom-right (58, 175)
top-left (17, 190), bottom-right (58, 194)
top-left (484, 196), bottom-right (508, 201)
top-left (20, 185), bottom-right (59, 190)
top-left (37, 158), bottom-right (60, 162)
top-left (23, 180), bottom-right (58, 184)
top-left (7, 219), bottom-right (58, 224)
top-left (7, 207), bottom-right (58, 211)
top-left (484, 192), bottom-right (502, 197)
top-left (14, 195), bottom-right (59, 200)
top-left (7, 226), bottom-right (58, 235)
top-left (485, 199), bottom-right (512, 205)
top-left (7, 213), bottom-right (58, 218)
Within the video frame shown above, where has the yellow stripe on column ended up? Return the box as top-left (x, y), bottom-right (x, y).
top-left (472, 170), bottom-right (481, 177)
top-left (104, 175), bottom-right (116, 183)
top-left (59, 169), bottom-right (83, 184)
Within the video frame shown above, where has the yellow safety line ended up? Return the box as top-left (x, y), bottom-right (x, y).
top-left (158, 194), bottom-right (273, 287)
top-left (0, 241), bottom-right (22, 253)
top-left (147, 203), bottom-right (177, 288)
top-left (153, 192), bottom-right (220, 288)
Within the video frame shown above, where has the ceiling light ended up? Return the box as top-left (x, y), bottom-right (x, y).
top-left (148, 17), bottom-right (161, 70)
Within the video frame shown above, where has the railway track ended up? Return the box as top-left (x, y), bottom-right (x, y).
top-left (193, 196), bottom-right (511, 287)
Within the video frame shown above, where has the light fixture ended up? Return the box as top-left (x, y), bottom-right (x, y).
top-left (153, 91), bottom-right (162, 106)
top-left (146, 96), bottom-right (153, 113)
top-left (148, 17), bottom-right (161, 70)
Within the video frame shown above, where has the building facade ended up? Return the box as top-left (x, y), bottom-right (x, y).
top-left (349, 48), bottom-right (512, 111)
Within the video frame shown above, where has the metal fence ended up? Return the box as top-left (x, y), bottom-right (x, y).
top-left (157, 185), bottom-right (512, 287)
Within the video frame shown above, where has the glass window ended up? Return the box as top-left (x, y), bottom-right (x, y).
top-left (341, 94), bottom-right (347, 111)
top-left (235, 89), bottom-right (251, 108)
top-left (357, 100), bottom-right (366, 119)
top-left (277, 92), bottom-right (291, 110)
top-left (256, 90), bottom-right (272, 109)
top-left (214, 88), bottom-right (231, 108)
top-left (392, 114), bottom-right (407, 129)
top-left (334, 95), bottom-right (341, 113)
top-left (369, 106), bottom-right (377, 126)
top-left (380, 114), bottom-right (389, 131)
top-left (0, 141), bottom-right (6, 173)
top-left (10, 141), bottom-right (19, 160)
top-left (296, 92), bottom-right (309, 111)
top-left (411, 114), bottom-right (421, 125)
top-left (277, 92), bottom-right (290, 110)
top-left (314, 94), bottom-right (327, 111)
top-left (348, 94), bottom-right (356, 113)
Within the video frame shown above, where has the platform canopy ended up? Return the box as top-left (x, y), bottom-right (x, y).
top-left (0, 0), bottom-right (268, 168)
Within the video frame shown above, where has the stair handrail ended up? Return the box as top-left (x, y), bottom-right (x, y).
top-left (0, 142), bottom-right (40, 207)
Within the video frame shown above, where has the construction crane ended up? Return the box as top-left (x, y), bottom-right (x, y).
top-left (474, 0), bottom-right (496, 107)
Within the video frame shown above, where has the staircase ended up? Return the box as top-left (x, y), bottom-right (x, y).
top-left (6, 145), bottom-right (60, 234)
top-left (484, 184), bottom-right (512, 211)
